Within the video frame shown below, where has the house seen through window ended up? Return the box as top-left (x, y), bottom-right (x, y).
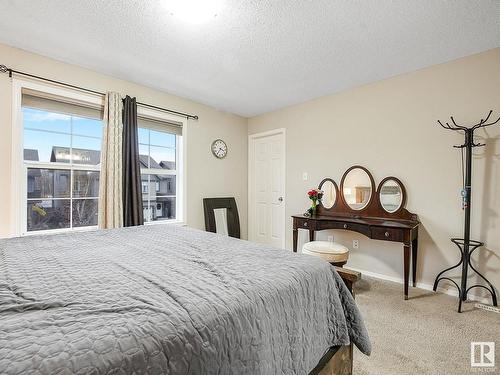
top-left (138, 124), bottom-right (178, 222)
top-left (23, 102), bottom-right (102, 232)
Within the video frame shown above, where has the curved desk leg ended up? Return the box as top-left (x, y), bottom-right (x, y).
top-left (403, 243), bottom-right (410, 300)
top-left (412, 238), bottom-right (418, 287)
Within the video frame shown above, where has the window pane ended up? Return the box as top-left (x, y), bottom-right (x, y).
top-left (24, 130), bottom-right (71, 163)
top-left (27, 200), bottom-right (70, 231)
top-left (27, 168), bottom-right (70, 199)
top-left (72, 199), bottom-right (98, 227)
top-left (138, 127), bottom-right (149, 145)
top-left (23, 107), bottom-right (71, 134)
top-left (150, 146), bottom-right (175, 168)
top-left (143, 204), bottom-right (152, 223)
top-left (139, 144), bottom-right (149, 168)
top-left (160, 160), bottom-right (176, 170)
top-left (23, 101), bottom-right (104, 233)
top-left (72, 117), bottom-right (102, 138)
top-left (73, 171), bottom-right (100, 198)
top-left (156, 175), bottom-right (176, 196)
top-left (150, 129), bottom-right (176, 148)
top-left (72, 136), bottom-right (101, 165)
top-left (149, 197), bottom-right (176, 221)
top-left (141, 174), bottom-right (150, 220)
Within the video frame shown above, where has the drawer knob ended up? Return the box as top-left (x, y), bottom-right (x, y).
top-left (384, 231), bottom-right (390, 237)
top-left (343, 224), bottom-right (348, 229)
top-left (303, 222), bottom-right (308, 227)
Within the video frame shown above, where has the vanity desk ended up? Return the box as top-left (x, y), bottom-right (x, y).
top-left (293, 166), bottom-right (420, 300)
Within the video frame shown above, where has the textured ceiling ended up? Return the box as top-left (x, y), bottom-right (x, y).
top-left (1, 0), bottom-right (499, 117)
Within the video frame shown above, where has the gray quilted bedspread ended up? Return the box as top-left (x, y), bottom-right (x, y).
top-left (0, 225), bottom-right (370, 375)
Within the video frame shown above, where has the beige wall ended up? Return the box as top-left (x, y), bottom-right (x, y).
top-left (0, 43), bottom-right (248, 238)
top-left (248, 48), bottom-right (500, 297)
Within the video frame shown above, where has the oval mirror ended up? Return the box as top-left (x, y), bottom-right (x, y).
top-left (342, 167), bottom-right (373, 210)
top-left (318, 179), bottom-right (337, 209)
top-left (379, 178), bottom-right (405, 213)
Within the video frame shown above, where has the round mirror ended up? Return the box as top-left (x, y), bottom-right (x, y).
top-left (379, 178), bottom-right (405, 213)
top-left (318, 179), bottom-right (337, 209)
top-left (341, 167), bottom-right (373, 210)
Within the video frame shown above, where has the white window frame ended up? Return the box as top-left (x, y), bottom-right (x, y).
top-left (137, 105), bottom-right (186, 226)
top-left (11, 78), bottom-right (187, 237)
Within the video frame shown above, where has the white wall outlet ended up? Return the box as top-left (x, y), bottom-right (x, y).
top-left (327, 235), bottom-right (334, 243)
top-left (302, 172), bottom-right (308, 181)
top-left (352, 240), bottom-right (359, 249)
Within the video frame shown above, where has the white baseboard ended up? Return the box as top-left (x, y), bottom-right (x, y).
top-left (345, 266), bottom-right (494, 305)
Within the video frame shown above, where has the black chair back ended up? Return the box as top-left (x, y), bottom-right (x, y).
top-left (203, 197), bottom-right (240, 239)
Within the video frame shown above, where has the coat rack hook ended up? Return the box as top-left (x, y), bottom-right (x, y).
top-left (480, 110), bottom-right (492, 125)
top-left (473, 110), bottom-right (500, 129)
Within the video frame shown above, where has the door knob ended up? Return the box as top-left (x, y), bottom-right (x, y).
top-left (278, 196), bottom-right (283, 202)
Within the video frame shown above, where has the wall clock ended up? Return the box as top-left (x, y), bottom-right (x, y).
top-left (211, 139), bottom-right (228, 159)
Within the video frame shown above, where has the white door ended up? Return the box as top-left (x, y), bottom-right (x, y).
top-left (249, 129), bottom-right (285, 248)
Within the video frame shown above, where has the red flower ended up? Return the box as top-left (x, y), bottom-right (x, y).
top-left (308, 189), bottom-right (320, 198)
top-left (307, 189), bottom-right (324, 200)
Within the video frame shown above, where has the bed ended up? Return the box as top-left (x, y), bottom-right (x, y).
top-left (0, 225), bottom-right (370, 374)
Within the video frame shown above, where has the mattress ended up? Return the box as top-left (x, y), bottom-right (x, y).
top-left (0, 224), bottom-right (370, 374)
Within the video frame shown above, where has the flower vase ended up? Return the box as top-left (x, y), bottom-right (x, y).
top-left (311, 199), bottom-right (317, 216)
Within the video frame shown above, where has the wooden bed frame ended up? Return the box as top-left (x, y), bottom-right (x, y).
top-left (308, 267), bottom-right (361, 375)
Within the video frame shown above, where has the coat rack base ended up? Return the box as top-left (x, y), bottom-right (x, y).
top-left (433, 238), bottom-right (498, 313)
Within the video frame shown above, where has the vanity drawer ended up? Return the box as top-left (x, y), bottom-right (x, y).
top-left (316, 220), bottom-right (341, 230)
top-left (316, 221), bottom-right (353, 231)
top-left (371, 227), bottom-right (404, 242)
top-left (294, 217), bottom-right (314, 229)
top-left (316, 221), bottom-right (371, 237)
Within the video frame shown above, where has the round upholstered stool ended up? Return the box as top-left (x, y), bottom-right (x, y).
top-left (302, 241), bottom-right (349, 267)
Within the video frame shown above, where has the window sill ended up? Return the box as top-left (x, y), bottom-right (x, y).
top-left (22, 225), bottom-right (98, 237)
top-left (144, 220), bottom-right (186, 227)
top-left (20, 220), bottom-right (186, 237)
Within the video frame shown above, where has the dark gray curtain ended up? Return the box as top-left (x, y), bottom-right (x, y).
top-left (122, 96), bottom-right (144, 226)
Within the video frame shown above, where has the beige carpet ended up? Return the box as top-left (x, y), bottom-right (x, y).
top-left (352, 277), bottom-right (499, 375)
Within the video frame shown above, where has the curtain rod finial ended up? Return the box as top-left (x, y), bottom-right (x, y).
top-left (0, 64), bottom-right (12, 78)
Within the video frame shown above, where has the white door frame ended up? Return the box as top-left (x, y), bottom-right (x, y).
top-left (248, 128), bottom-right (286, 248)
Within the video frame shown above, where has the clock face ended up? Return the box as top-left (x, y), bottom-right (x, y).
top-left (211, 139), bottom-right (228, 159)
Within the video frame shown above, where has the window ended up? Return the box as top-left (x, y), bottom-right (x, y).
top-left (138, 118), bottom-right (181, 223)
top-left (13, 80), bottom-right (185, 236)
top-left (22, 90), bottom-right (103, 233)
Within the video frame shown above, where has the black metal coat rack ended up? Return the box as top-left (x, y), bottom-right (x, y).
top-left (433, 110), bottom-right (499, 312)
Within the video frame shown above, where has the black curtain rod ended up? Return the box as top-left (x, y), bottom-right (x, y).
top-left (0, 64), bottom-right (199, 120)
